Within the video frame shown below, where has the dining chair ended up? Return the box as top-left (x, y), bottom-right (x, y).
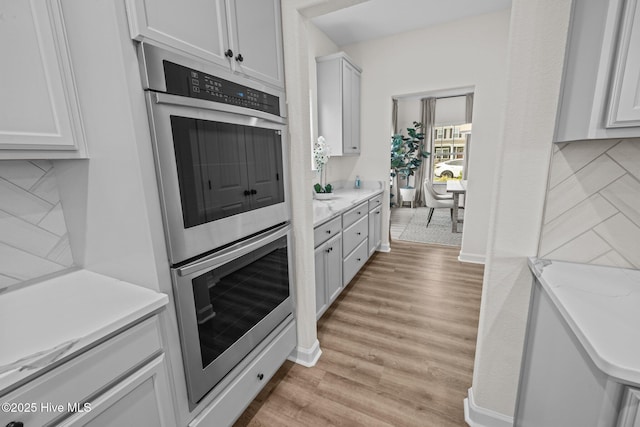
top-left (423, 179), bottom-right (454, 227)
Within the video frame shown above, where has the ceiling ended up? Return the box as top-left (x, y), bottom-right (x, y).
top-left (311, 0), bottom-right (512, 46)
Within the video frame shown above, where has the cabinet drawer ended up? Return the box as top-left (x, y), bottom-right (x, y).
top-left (342, 201), bottom-right (368, 228)
top-left (314, 216), bottom-right (341, 248)
top-left (368, 194), bottom-right (383, 210)
top-left (1, 317), bottom-right (162, 426)
top-left (343, 238), bottom-right (368, 286)
top-left (190, 319), bottom-right (296, 427)
top-left (342, 215), bottom-right (368, 256)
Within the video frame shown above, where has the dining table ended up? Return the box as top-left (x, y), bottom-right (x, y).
top-left (446, 179), bottom-right (467, 233)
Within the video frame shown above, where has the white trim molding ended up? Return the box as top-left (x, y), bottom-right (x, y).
top-left (288, 339), bottom-right (322, 367)
top-left (378, 243), bottom-right (391, 253)
top-left (459, 251), bottom-right (485, 264)
top-left (464, 388), bottom-right (513, 427)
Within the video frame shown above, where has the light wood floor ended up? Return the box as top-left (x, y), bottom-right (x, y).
top-left (235, 241), bottom-right (484, 427)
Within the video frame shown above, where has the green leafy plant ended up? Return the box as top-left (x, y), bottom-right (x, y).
top-left (390, 121), bottom-right (429, 188)
top-left (314, 183), bottom-right (332, 193)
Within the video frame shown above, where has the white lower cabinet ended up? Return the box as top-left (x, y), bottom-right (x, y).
top-left (313, 192), bottom-right (382, 318)
top-left (342, 239), bottom-right (368, 287)
top-left (368, 205), bottom-right (382, 256)
top-left (618, 387), bottom-right (640, 427)
top-left (516, 279), bottom-right (638, 426)
top-left (59, 355), bottom-right (174, 427)
top-left (0, 316), bottom-right (176, 427)
top-left (315, 233), bottom-right (342, 319)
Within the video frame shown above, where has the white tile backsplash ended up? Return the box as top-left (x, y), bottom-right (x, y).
top-left (540, 139), bottom-right (640, 269)
top-left (0, 160), bottom-right (73, 286)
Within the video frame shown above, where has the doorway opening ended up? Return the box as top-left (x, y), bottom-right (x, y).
top-left (390, 90), bottom-right (474, 246)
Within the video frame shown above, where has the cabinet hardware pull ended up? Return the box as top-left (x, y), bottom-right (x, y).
top-left (6, 423), bottom-right (24, 427)
top-left (251, 189), bottom-right (257, 195)
top-left (357, 258), bottom-right (361, 261)
top-left (225, 49), bottom-right (233, 58)
top-left (244, 190), bottom-right (250, 196)
top-left (326, 230), bottom-right (331, 234)
top-left (352, 146), bottom-right (357, 149)
top-left (357, 232), bottom-right (361, 235)
top-left (376, 211), bottom-right (380, 214)
top-left (236, 53), bottom-right (244, 62)
top-left (257, 373), bottom-right (264, 380)
top-left (357, 211), bottom-right (361, 214)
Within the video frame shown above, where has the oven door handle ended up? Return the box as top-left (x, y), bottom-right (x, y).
top-left (175, 223), bottom-right (291, 277)
top-left (151, 92), bottom-right (287, 126)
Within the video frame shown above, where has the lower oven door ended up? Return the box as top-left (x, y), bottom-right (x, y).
top-left (172, 223), bottom-right (293, 405)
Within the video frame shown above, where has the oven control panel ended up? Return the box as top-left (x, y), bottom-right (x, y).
top-left (162, 61), bottom-right (280, 116)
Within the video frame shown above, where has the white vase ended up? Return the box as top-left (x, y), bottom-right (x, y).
top-left (314, 192), bottom-right (334, 200)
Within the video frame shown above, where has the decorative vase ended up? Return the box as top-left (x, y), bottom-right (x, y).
top-left (314, 192), bottom-right (334, 200)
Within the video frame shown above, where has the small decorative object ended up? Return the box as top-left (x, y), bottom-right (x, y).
top-left (354, 175), bottom-right (361, 189)
top-left (313, 136), bottom-right (333, 199)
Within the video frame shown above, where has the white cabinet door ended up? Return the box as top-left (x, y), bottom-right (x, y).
top-left (126, 0), bottom-right (231, 69)
top-left (316, 53), bottom-right (362, 156)
top-left (315, 233), bottom-right (342, 319)
top-left (368, 206), bottom-right (381, 256)
top-left (325, 234), bottom-right (343, 304)
top-left (228, 0), bottom-right (285, 88)
top-left (608, 0), bottom-right (640, 128)
top-left (618, 387), bottom-right (640, 427)
top-left (0, 0), bottom-right (85, 158)
top-left (59, 355), bottom-right (176, 427)
top-left (315, 244), bottom-right (327, 318)
top-left (342, 60), bottom-right (361, 155)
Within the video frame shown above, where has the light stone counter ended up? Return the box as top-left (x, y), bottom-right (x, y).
top-left (313, 181), bottom-right (384, 227)
top-left (0, 270), bottom-right (168, 396)
top-left (528, 258), bottom-right (640, 385)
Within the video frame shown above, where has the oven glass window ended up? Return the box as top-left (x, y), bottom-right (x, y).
top-left (170, 116), bottom-right (285, 228)
top-left (191, 236), bottom-right (289, 368)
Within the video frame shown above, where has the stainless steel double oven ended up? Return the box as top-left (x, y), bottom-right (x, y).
top-left (139, 44), bottom-right (293, 406)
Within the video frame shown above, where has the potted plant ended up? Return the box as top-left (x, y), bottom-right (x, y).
top-left (313, 136), bottom-right (333, 199)
top-left (390, 122), bottom-right (429, 206)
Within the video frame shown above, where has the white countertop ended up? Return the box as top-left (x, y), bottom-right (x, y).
top-left (313, 184), bottom-right (384, 227)
top-left (529, 258), bottom-right (640, 386)
top-left (0, 270), bottom-right (168, 395)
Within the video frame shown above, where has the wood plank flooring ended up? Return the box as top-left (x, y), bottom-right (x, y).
top-left (235, 241), bottom-right (484, 427)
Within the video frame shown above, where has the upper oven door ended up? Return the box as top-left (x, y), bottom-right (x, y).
top-left (146, 91), bottom-right (290, 264)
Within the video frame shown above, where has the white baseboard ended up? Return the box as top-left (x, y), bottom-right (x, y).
top-left (288, 339), bottom-right (322, 367)
top-left (464, 388), bottom-right (513, 427)
top-left (378, 243), bottom-right (391, 253)
top-left (458, 251), bottom-right (486, 264)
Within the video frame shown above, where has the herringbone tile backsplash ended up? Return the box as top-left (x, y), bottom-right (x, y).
top-left (0, 160), bottom-right (73, 287)
top-left (540, 139), bottom-right (640, 269)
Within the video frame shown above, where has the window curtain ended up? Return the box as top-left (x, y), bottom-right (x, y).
top-left (391, 98), bottom-right (401, 207)
top-left (414, 97), bottom-right (436, 206)
top-left (463, 93), bottom-right (474, 179)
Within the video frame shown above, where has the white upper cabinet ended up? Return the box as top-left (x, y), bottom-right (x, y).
top-left (126, 0), bottom-right (285, 88)
top-left (316, 52), bottom-right (362, 156)
top-left (554, 0), bottom-right (640, 142)
top-left (608, 0), bottom-right (640, 128)
top-left (228, 0), bottom-right (285, 88)
top-left (0, 0), bottom-right (86, 159)
top-left (317, 53), bottom-right (362, 155)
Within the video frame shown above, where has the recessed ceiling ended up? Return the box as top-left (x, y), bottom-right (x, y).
top-left (311, 0), bottom-right (512, 46)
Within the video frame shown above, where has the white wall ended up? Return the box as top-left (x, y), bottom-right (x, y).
top-left (470, 0), bottom-right (572, 418)
top-left (339, 9), bottom-right (511, 261)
